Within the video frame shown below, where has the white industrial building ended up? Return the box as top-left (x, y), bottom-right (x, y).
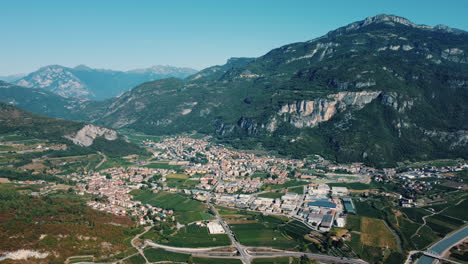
top-left (207, 221), bottom-right (225, 234)
top-left (331, 187), bottom-right (349, 196)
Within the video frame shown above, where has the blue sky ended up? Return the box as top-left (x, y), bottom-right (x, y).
top-left (1, 0), bottom-right (467, 75)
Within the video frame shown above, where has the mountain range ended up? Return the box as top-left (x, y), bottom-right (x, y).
top-left (1, 14), bottom-right (467, 167)
top-left (9, 64), bottom-right (197, 100)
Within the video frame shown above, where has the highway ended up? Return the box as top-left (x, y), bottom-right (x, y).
top-left (428, 225), bottom-right (468, 255)
top-left (144, 197), bottom-right (368, 264)
top-left (405, 225), bottom-right (468, 264)
top-left (144, 239), bottom-right (369, 264)
top-left (208, 202), bottom-right (251, 264)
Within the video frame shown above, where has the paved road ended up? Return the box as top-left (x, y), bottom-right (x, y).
top-left (145, 240), bottom-right (229, 253)
top-left (249, 250), bottom-right (368, 264)
top-left (95, 152), bottom-right (107, 169)
top-left (144, 240), bottom-right (369, 264)
top-left (128, 225), bottom-right (152, 264)
top-left (208, 203), bottom-right (250, 264)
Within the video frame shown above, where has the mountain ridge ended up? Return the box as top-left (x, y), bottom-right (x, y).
top-left (89, 14), bottom-right (467, 167)
top-left (1, 14), bottom-right (467, 167)
top-left (328, 14), bottom-right (467, 37)
top-left (14, 64), bottom-right (198, 100)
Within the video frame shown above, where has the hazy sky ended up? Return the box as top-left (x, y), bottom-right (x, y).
top-left (1, 0), bottom-right (467, 75)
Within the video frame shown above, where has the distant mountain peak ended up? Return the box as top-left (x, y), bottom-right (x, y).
top-left (330, 14), bottom-right (466, 36)
top-left (128, 65), bottom-right (198, 75)
top-left (38, 64), bottom-right (65, 70)
top-left (13, 64), bottom-right (199, 100)
top-left (363, 14), bottom-right (417, 27)
top-left (74, 64), bottom-right (93, 71)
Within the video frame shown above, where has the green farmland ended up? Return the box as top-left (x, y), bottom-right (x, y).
top-left (131, 190), bottom-right (213, 224)
top-left (145, 223), bottom-right (231, 247)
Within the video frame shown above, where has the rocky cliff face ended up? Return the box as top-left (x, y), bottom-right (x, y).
top-left (16, 65), bottom-right (89, 98)
top-left (65, 124), bottom-right (118, 147)
top-left (276, 91), bottom-right (381, 129)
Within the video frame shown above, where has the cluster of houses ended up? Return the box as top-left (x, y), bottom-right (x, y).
top-left (76, 167), bottom-right (171, 224)
top-left (145, 136), bottom-right (308, 192)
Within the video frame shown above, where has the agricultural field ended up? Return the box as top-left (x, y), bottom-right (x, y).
top-left (193, 257), bottom-right (242, 264)
top-left (345, 215), bottom-right (402, 263)
top-left (229, 215), bottom-right (308, 249)
top-left (288, 186), bottom-right (304, 194)
top-left (67, 256), bottom-right (94, 263)
top-left (0, 144), bottom-right (15, 151)
top-left (251, 257), bottom-right (297, 264)
top-left (144, 161), bottom-right (182, 170)
top-left (165, 173), bottom-right (199, 189)
top-left (118, 129), bottom-right (161, 144)
top-left (411, 225), bottom-right (439, 249)
top-left (143, 248), bottom-right (190, 263)
top-left (353, 199), bottom-right (384, 219)
top-left (131, 190), bottom-right (213, 224)
top-left (123, 254), bottom-right (146, 264)
top-left (217, 207), bottom-right (259, 225)
top-left (443, 199), bottom-right (468, 221)
top-left (258, 191), bottom-right (284, 199)
top-left (166, 178), bottom-right (200, 189)
top-left (97, 156), bottom-right (134, 170)
top-left (146, 223), bottom-right (231, 247)
top-left (345, 215), bottom-right (361, 232)
top-left (251, 172), bottom-right (269, 179)
top-left (218, 208), bottom-right (311, 250)
top-left (44, 154), bottom-right (102, 174)
top-left (400, 208), bottom-right (431, 224)
top-left (360, 217), bottom-right (398, 249)
top-left (230, 222), bottom-right (296, 248)
top-left (425, 214), bottom-right (465, 236)
top-left (346, 232), bottom-right (396, 264)
top-left (167, 173), bottom-right (190, 179)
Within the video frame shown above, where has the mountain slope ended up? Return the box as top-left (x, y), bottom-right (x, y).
top-left (0, 103), bottom-right (143, 156)
top-left (89, 14), bottom-right (468, 167)
top-left (0, 73), bottom-right (25, 82)
top-left (14, 64), bottom-right (198, 100)
top-left (0, 80), bottom-right (87, 120)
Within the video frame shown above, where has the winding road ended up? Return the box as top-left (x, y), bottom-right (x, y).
top-left (95, 152), bottom-right (107, 169)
